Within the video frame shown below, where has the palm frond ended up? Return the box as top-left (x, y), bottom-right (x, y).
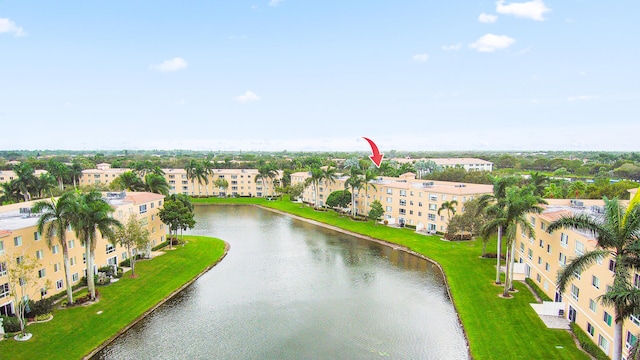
top-left (557, 249), bottom-right (610, 293)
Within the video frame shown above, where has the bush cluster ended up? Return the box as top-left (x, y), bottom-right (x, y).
top-left (151, 240), bottom-right (170, 251)
top-left (524, 278), bottom-right (553, 302)
top-left (0, 315), bottom-right (21, 333)
top-left (25, 298), bottom-right (53, 318)
top-left (570, 322), bottom-right (609, 360)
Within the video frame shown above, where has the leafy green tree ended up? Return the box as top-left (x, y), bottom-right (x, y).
top-left (437, 200), bottom-right (458, 225)
top-left (568, 181), bottom-right (587, 198)
top-left (256, 164), bottom-right (278, 197)
top-left (527, 172), bottom-right (549, 197)
top-left (114, 214), bottom-right (150, 277)
top-left (326, 190), bottom-right (352, 209)
top-left (46, 159), bottom-right (69, 191)
top-left (362, 169), bottom-right (378, 215)
top-left (214, 178), bottom-right (229, 197)
top-left (549, 193), bottom-right (640, 360)
top-left (288, 183), bottom-right (305, 201)
top-left (32, 192), bottom-right (78, 305)
top-left (35, 173), bottom-right (57, 198)
top-left (368, 200), bottom-right (384, 222)
top-left (159, 197), bottom-right (195, 249)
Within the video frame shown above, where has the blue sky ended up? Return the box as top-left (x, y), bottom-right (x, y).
top-left (1, 1), bottom-right (638, 152)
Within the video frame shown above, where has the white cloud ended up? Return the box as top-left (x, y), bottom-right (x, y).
top-left (269, 0), bottom-right (284, 6)
top-left (469, 33), bottom-right (515, 52)
top-left (0, 18), bottom-right (27, 36)
top-left (150, 57), bottom-right (188, 72)
top-left (442, 43), bottom-right (462, 51)
top-left (496, 0), bottom-right (551, 21)
top-left (412, 53), bottom-right (429, 63)
top-left (478, 13), bottom-right (498, 23)
top-left (568, 95), bottom-right (597, 102)
top-left (235, 90), bottom-right (261, 103)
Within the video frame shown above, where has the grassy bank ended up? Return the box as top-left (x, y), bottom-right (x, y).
top-left (193, 197), bottom-right (587, 359)
top-left (0, 235), bottom-right (226, 360)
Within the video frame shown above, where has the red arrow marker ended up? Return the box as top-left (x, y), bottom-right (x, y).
top-left (363, 137), bottom-right (384, 168)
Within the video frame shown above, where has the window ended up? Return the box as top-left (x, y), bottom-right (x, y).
top-left (540, 222), bottom-right (546, 231)
top-left (83, 253), bottom-right (86, 264)
top-left (528, 249), bottom-right (533, 260)
top-left (139, 204), bottom-right (147, 214)
top-left (36, 250), bottom-right (44, 260)
top-left (122, 252), bottom-right (128, 260)
top-left (38, 268), bottom-right (46, 278)
top-left (575, 241), bottom-right (584, 256)
top-left (399, 208), bottom-right (406, 215)
top-left (14, 236), bottom-right (22, 247)
top-left (106, 244), bottom-right (115, 254)
top-left (54, 263), bottom-right (60, 272)
top-left (530, 216), bottom-right (536, 226)
top-left (0, 262), bottom-right (6, 277)
top-left (628, 331), bottom-right (638, 350)
top-left (592, 276), bottom-right (600, 289)
top-left (545, 262), bottom-right (550, 272)
top-left (52, 245), bottom-right (59, 255)
top-left (429, 194), bottom-right (437, 201)
top-left (72, 273), bottom-right (79, 282)
top-left (0, 240), bottom-right (3, 255)
top-left (543, 281), bottom-right (549, 290)
top-left (399, 190), bottom-right (406, 197)
top-left (609, 260), bottom-right (616, 272)
top-left (603, 311), bottom-right (612, 326)
top-left (587, 323), bottom-right (595, 336)
top-left (399, 199), bottom-right (406, 206)
top-left (560, 233), bottom-right (568, 247)
top-left (418, 202), bottom-right (423, 207)
top-left (632, 314), bottom-right (640, 326)
top-left (547, 244), bottom-right (551, 254)
top-left (151, 202), bottom-right (154, 208)
top-left (559, 253), bottom-right (566, 266)
top-left (34, 231), bottom-right (41, 241)
top-left (16, 256), bottom-right (23, 264)
top-left (428, 203), bottom-right (437, 211)
top-left (539, 239), bottom-right (543, 248)
top-left (598, 335), bottom-right (609, 354)
top-left (56, 279), bottom-right (64, 290)
top-left (537, 256), bottom-right (542, 265)
top-left (536, 273), bottom-right (541, 282)
top-left (386, 188), bottom-right (393, 195)
top-left (40, 287), bottom-right (47, 297)
top-left (385, 206), bottom-right (392, 212)
top-left (70, 257), bottom-right (76, 266)
top-left (428, 214), bottom-right (436, 221)
top-left (69, 240), bottom-right (75, 249)
top-left (520, 242), bottom-right (525, 252)
top-left (589, 299), bottom-right (597, 313)
top-left (570, 284), bottom-right (579, 301)
top-left (0, 283), bottom-right (8, 298)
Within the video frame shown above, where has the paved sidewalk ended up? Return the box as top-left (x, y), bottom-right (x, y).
top-left (530, 303), bottom-right (570, 329)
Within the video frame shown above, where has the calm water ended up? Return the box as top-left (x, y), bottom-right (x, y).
top-left (94, 206), bottom-right (468, 359)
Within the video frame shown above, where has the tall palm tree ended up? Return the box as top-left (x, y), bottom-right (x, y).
top-left (256, 164), bottom-right (278, 198)
top-left (144, 173), bottom-right (169, 195)
top-left (117, 171), bottom-right (145, 192)
top-left (362, 169), bottom-right (378, 216)
top-left (345, 167), bottom-right (364, 218)
top-left (13, 163), bottom-right (37, 201)
top-left (549, 193), bottom-right (640, 360)
top-left (0, 181), bottom-right (20, 204)
top-left (69, 162), bottom-right (84, 189)
top-left (437, 200), bottom-right (459, 224)
top-left (71, 191), bottom-right (122, 300)
top-left (478, 175), bottom-right (520, 284)
top-left (202, 159), bottom-right (214, 196)
top-left (32, 192), bottom-right (78, 305)
top-left (36, 173), bottom-right (57, 198)
top-left (482, 185), bottom-right (546, 296)
top-left (527, 171), bottom-right (549, 197)
top-left (185, 160), bottom-right (199, 196)
top-left (46, 159), bottom-right (69, 191)
top-left (305, 166), bottom-right (325, 208)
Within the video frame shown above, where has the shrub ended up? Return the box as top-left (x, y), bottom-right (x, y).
top-left (444, 232), bottom-right (473, 241)
top-left (570, 322), bottom-right (609, 360)
top-left (35, 313), bottom-right (51, 322)
top-left (152, 240), bottom-right (169, 251)
top-left (405, 224), bottom-right (417, 230)
top-left (524, 278), bottom-right (553, 302)
top-left (383, 220), bottom-right (389, 225)
top-left (25, 298), bottom-right (53, 318)
top-left (0, 315), bottom-right (21, 333)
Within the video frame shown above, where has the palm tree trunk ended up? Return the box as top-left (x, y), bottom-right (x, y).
top-left (85, 241), bottom-right (96, 300)
top-left (503, 245), bottom-right (511, 297)
top-left (613, 314), bottom-right (623, 360)
top-left (509, 240), bottom-right (516, 291)
top-left (63, 252), bottom-right (74, 305)
top-left (496, 226), bottom-right (502, 284)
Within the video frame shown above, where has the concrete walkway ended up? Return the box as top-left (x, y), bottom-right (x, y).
top-left (530, 303), bottom-right (570, 329)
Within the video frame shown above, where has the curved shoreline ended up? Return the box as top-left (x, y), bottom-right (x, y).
top-left (253, 204), bottom-right (472, 359)
top-left (83, 241), bottom-right (230, 360)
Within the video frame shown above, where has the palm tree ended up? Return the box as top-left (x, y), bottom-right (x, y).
top-left (0, 181), bottom-right (20, 204)
top-left (483, 185), bottom-right (545, 297)
top-left (202, 159), bottom-right (214, 196)
top-left (256, 164), bottom-right (278, 198)
top-left (144, 173), bottom-right (169, 195)
top-left (46, 160), bottom-right (69, 191)
top-left (69, 162), bottom-right (84, 189)
top-left (72, 191), bottom-right (122, 300)
top-left (117, 171), bottom-right (144, 192)
top-left (305, 167), bottom-right (325, 209)
top-left (362, 169), bottom-right (378, 216)
top-left (549, 193), bottom-right (640, 360)
top-left (527, 171), bottom-right (549, 197)
top-left (345, 166), bottom-right (364, 218)
top-left (36, 172), bottom-right (57, 198)
top-left (437, 200), bottom-right (459, 224)
top-left (185, 160), bottom-right (199, 196)
top-left (478, 175), bottom-right (520, 284)
top-left (32, 192), bottom-right (78, 305)
top-left (13, 163), bottom-right (37, 201)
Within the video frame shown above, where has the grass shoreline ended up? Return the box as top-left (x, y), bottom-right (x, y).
top-left (193, 197), bottom-right (588, 359)
top-left (0, 235), bottom-right (227, 360)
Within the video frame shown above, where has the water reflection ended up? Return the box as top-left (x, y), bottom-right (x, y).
top-left (94, 206), bottom-right (468, 360)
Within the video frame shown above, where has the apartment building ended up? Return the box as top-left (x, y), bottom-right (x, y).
top-left (0, 191), bottom-right (165, 316)
top-left (514, 197), bottom-right (639, 359)
top-left (291, 171), bottom-right (492, 233)
top-left (79, 164), bottom-right (281, 197)
top-left (0, 169), bottom-right (49, 184)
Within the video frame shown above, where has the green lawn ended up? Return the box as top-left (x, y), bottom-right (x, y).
top-left (0, 235), bottom-right (226, 360)
top-left (193, 197), bottom-right (588, 360)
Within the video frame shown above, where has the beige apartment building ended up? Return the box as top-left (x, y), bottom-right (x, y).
top-left (514, 194), bottom-right (639, 359)
top-left (79, 164), bottom-right (281, 197)
top-left (0, 191), bottom-right (165, 316)
top-left (0, 169), bottom-right (49, 184)
top-left (291, 171), bottom-right (493, 232)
